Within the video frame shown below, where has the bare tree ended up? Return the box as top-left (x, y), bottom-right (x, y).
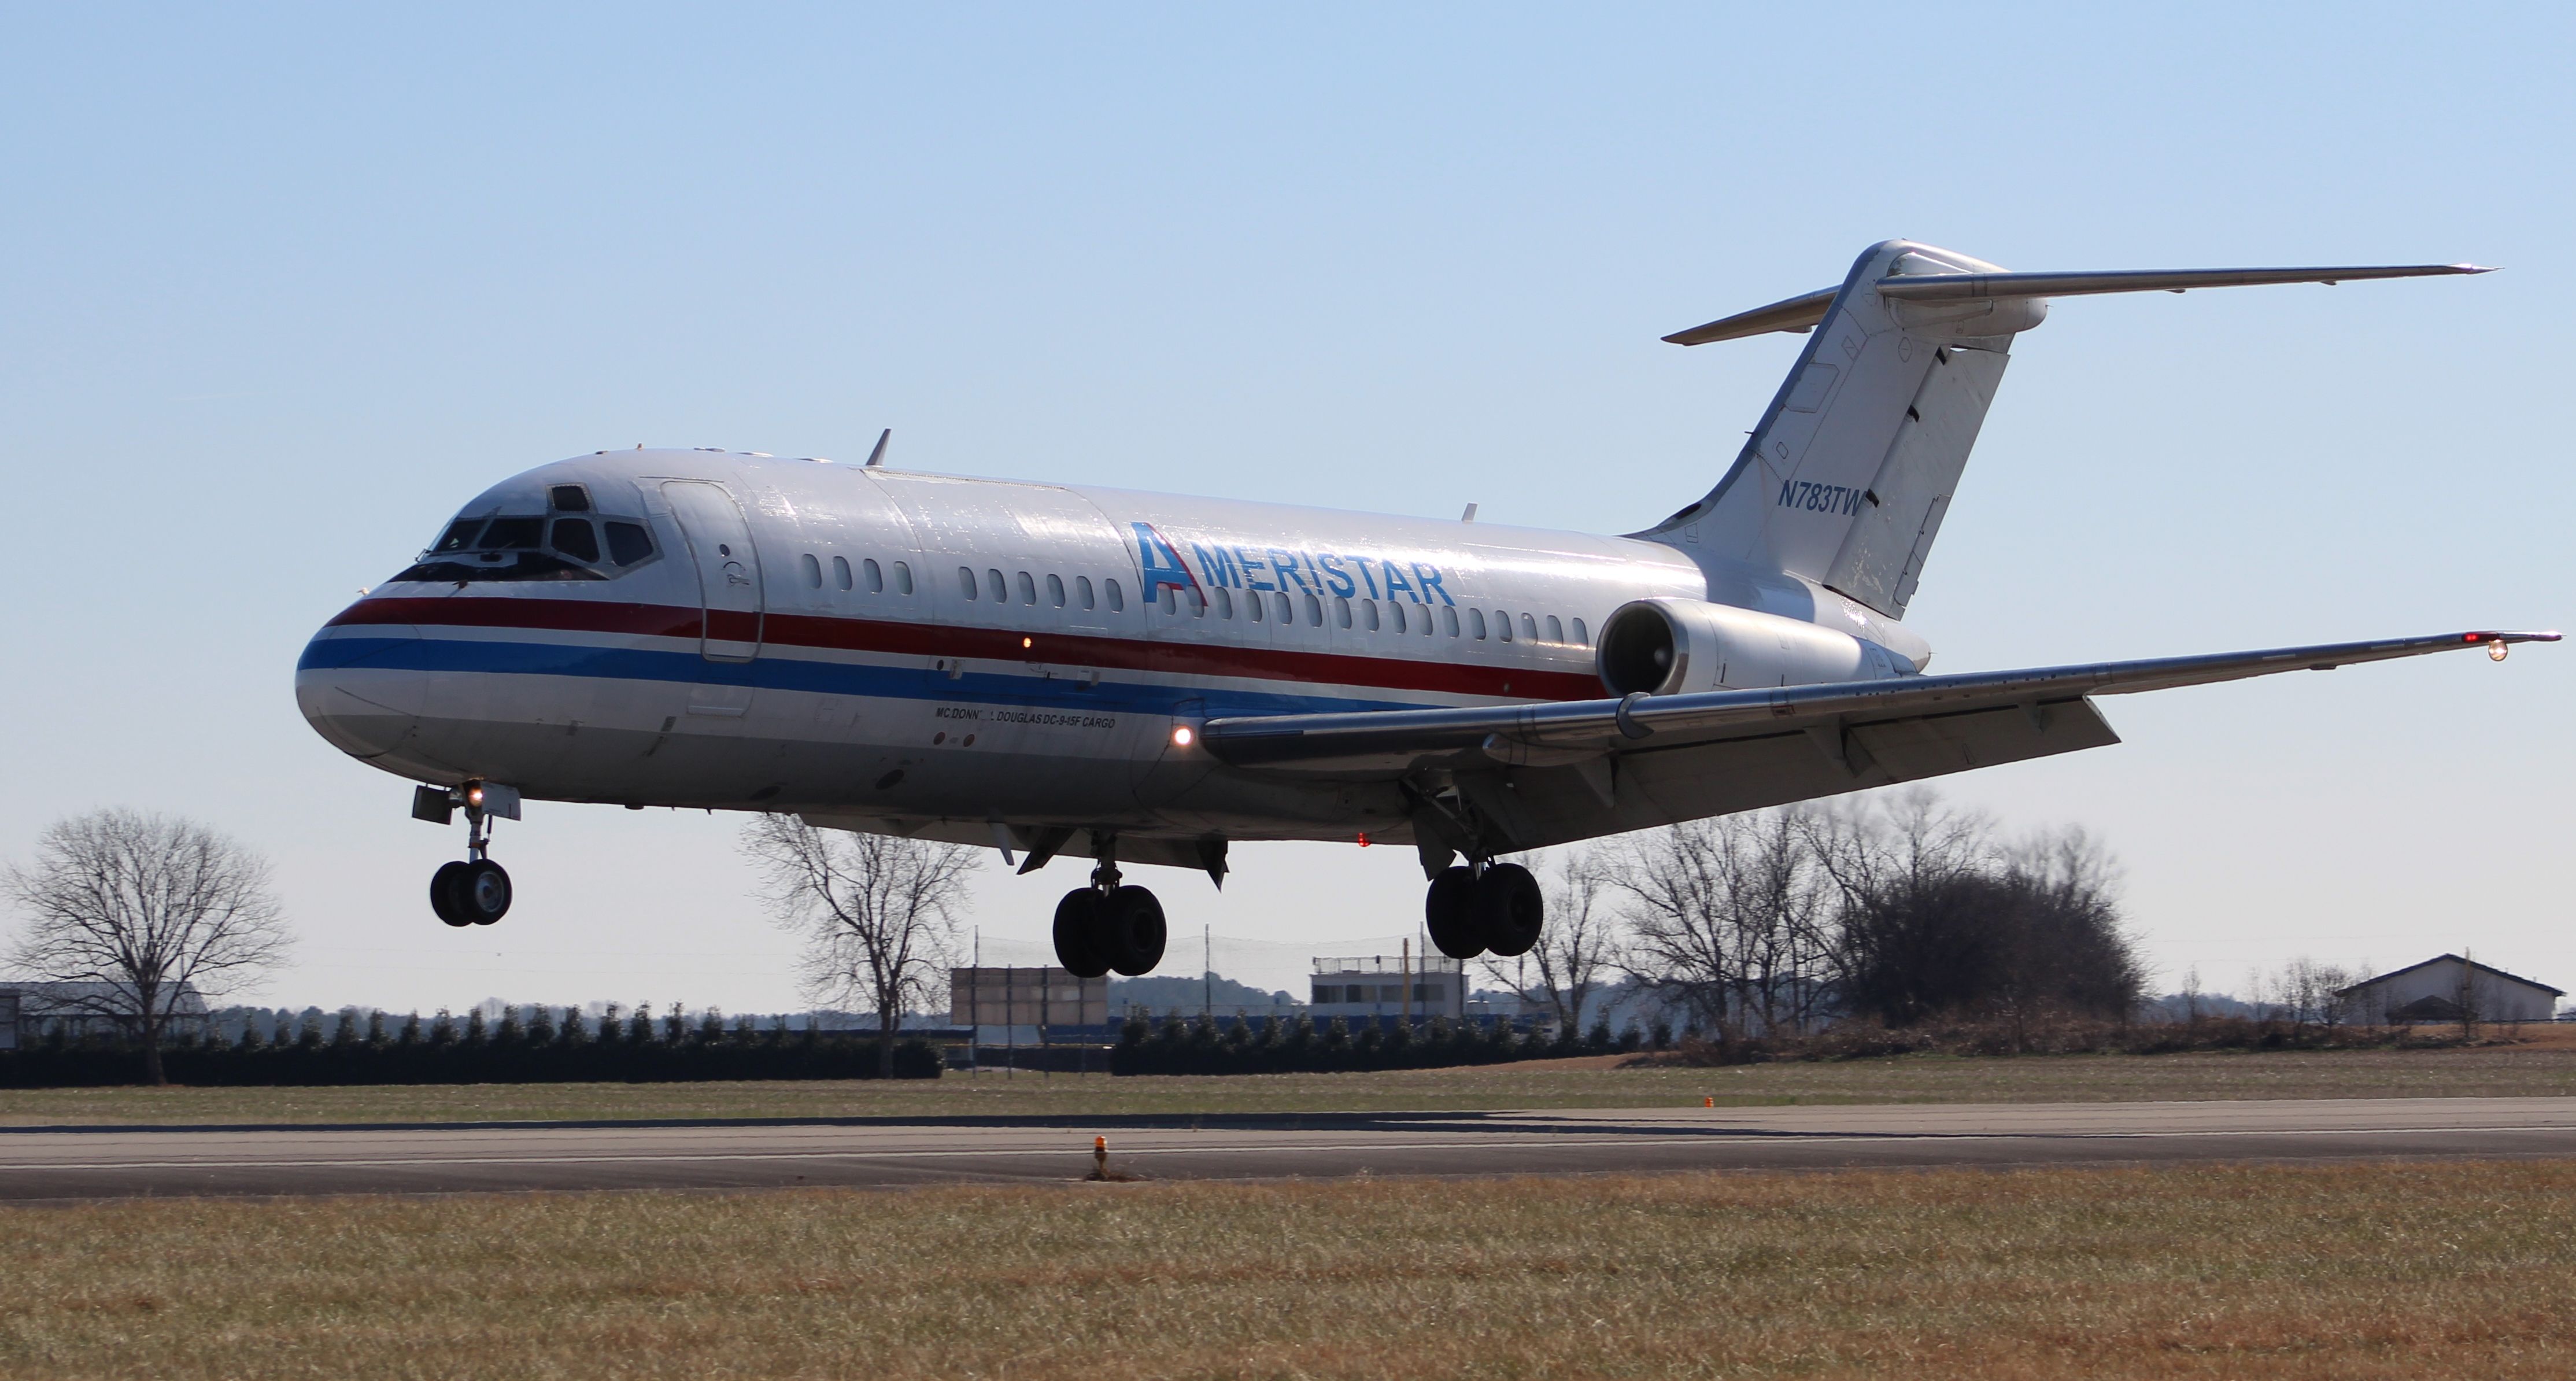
top-left (1480, 852), bottom-right (1620, 1039)
top-left (4, 809), bottom-right (293, 1084)
top-left (742, 817), bottom-right (978, 1076)
top-left (1605, 809), bottom-right (1837, 1040)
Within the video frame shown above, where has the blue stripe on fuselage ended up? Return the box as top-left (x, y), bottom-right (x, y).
top-left (298, 636), bottom-right (1439, 718)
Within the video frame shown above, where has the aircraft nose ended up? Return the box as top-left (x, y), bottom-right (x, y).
top-left (296, 611), bottom-right (427, 763)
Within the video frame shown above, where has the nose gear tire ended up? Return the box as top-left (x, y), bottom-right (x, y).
top-left (1052, 888), bottom-right (1111, 978)
top-left (430, 861), bottom-right (473, 927)
top-left (1102, 885), bottom-right (1166, 976)
top-left (1472, 862), bottom-right (1544, 957)
top-left (455, 859), bottom-right (512, 925)
top-left (1425, 866), bottom-right (1483, 959)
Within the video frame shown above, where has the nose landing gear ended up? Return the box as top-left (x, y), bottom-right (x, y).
top-left (1050, 843), bottom-right (1166, 977)
top-left (1425, 859), bottom-right (1543, 960)
top-left (416, 782), bottom-right (516, 927)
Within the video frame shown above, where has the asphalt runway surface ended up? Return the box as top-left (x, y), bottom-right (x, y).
top-left (2, 1097), bottom-right (2571, 1201)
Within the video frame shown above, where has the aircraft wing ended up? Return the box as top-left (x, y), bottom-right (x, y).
top-left (1202, 629), bottom-right (2556, 777)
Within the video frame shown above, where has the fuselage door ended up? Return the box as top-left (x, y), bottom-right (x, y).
top-left (660, 481), bottom-right (764, 662)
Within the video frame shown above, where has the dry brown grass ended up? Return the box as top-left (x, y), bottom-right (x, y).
top-left (6, 1037), bottom-right (2576, 1127)
top-left (2, 1160), bottom-right (2572, 1379)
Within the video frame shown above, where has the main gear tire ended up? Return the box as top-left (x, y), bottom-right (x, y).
top-left (1472, 862), bottom-right (1544, 958)
top-left (1102, 885), bottom-right (1166, 976)
top-left (1052, 888), bottom-right (1111, 978)
top-left (1425, 866), bottom-right (1483, 959)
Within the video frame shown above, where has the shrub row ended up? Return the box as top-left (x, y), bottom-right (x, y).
top-left (1111, 1013), bottom-right (1613, 1076)
top-left (0, 1029), bottom-right (943, 1087)
top-left (1639, 1013), bottom-right (2504, 1066)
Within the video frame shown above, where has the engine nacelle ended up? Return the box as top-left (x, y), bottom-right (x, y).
top-left (1596, 597), bottom-right (1901, 696)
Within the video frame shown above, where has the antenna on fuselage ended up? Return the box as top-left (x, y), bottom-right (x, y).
top-left (1460, 503), bottom-right (1477, 522)
top-left (864, 429), bottom-right (891, 468)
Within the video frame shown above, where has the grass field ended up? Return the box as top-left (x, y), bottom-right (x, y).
top-left (1, 1160), bottom-right (2569, 1379)
top-left (5, 1034), bottom-right (2575, 1126)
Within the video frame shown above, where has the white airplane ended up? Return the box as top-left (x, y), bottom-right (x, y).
top-left (298, 239), bottom-right (2551, 977)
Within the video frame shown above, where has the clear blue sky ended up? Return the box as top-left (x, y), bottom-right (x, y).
top-left (3, 4), bottom-right (2567, 1013)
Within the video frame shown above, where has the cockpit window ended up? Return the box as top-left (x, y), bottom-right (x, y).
top-left (392, 500), bottom-right (655, 585)
top-left (551, 518), bottom-right (600, 563)
top-left (481, 516), bottom-right (545, 549)
top-left (605, 520), bottom-right (653, 566)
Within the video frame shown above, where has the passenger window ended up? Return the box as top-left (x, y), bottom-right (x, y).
top-left (1571, 617), bottom-right (1588, 645)
top-left (1389, 602), bottom-right (1406, 634)
top-left (958, 566), bottom-right (978, 599)
top-left (1496, 612), bottom-right (1514, 643)
top-left (1214, 588), bottom-right (1233, 619)
top-left (1363, 601), bottom-right (1381, 632)
top-left (1247, 589), bottom-right (1264, 622)
top-left (1442, 605), bottom-right (1460, 637)
top-left (434, 519), bottom-right (485, 553)
top-left (1274, 592), bottom-right (1292, 623)
top-left (1470, 608), bottom-right (1488, 640)
top-left (605, 521), bottom-right (653, 566)
top-left (801, 553), bottom-right (823, 589)
top-left (1335, 597), bottom-right (1352, 629)
top-left (986, 569), bottom-right (1006, 602)
top-left (1521, 613), bottom-right (1539, 641)
top-left (1160, 586), bottom-right (1177, 615)
top-left (1106, 578), bottom-right (1123, 612)
top-left (549, 485), bottom-right (592, 512)
top-left (483, 516), bottom-right (544, 549)
top-left (1077, 575), bottom-right (1095, 610)
top-left (833, 555), bottom-right (853, 590)
top-left (1047, 573), bottom-right (1066, 607)
top-left (1419, 604), bottom-right (1434, 636)
top-left (1546, 615), bottom-right (1563, 643)
top-left (1017, 571), bottom-right (1037, 605)
top-left (892, 561), bottom-right (913, 595)
top-left (550, 518), bottom-right (600, 564)
top-left (862, 558), bottom-right (883, 592)
top-left (1303, 592), bottom-right (1322, 626)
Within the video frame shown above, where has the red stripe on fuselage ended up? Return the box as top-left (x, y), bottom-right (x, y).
top-left (327, 595), bottom-right (1605, 701)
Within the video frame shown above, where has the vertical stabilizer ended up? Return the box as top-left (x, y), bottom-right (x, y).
top-left (1637, 240), bottom-right (2028, 618)
top-left (1642, 244), bottom-right (2486, 619)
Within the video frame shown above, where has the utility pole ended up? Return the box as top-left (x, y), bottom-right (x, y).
top-left (1203, 924), bottom-right (1213, 1022)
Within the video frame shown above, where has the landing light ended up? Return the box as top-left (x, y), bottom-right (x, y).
top-left (2490, 641), bottom-right (2510, 662)
top-left (1171, 725), bottom-right (1196, 748)
top-left (464, 785), bottom-right (485, 807)
top-left (1022, 637), bottom-right (1033, 649)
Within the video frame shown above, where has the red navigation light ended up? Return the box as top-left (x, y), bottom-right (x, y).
top-left (1357, 832), bottom-right (1371, 847)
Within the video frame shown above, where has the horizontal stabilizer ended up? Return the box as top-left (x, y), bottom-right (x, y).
top-left (1665, 261), bottom-right (2491, 344)
top-left (1874, 263), bottom-right (2492, 301)
top-left (1661, 286), bottom-right (1839, 345)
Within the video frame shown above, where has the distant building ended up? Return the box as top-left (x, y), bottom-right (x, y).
top-left (2336, 955), bottom-right (2563, 1025)
top-left (1309, 954), bottom-right (1466, 1022)
top-left (948, 966), bottom-right (1108, 1030)
top-left (0, 981), bottom-right (211, 1046)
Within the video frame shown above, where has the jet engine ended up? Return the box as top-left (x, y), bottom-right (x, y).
top-left (1595, 597), bottom-right (1899, 696)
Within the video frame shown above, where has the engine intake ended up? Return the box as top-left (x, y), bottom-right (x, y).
top-left (1597, 597), bottom-right (1899, 697)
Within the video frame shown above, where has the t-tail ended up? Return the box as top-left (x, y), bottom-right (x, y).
top-left (1636, 240), bottom-right (2489, 619)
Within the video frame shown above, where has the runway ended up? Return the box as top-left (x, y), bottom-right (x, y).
top-left (3, 1096), bottom-right (2571, 1201)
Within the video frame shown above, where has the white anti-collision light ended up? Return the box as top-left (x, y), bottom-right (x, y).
top-left (1171, 725), bottom-right (1196, 748)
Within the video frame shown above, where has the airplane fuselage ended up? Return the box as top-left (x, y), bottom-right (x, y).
top-left (297, 448), bottom-right (1929, 859)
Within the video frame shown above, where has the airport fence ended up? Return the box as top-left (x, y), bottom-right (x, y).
top-left (1110, 1012), bottom-right (1616, 1076)
top-left (0, 1025), bottom-right (944, 1087)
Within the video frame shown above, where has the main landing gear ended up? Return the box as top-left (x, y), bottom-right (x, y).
top-left (1051, 846), bottom-right (1166, 978)
top-left (1424, 859), bottom-right (1544, 961)
top-left (415, 782), bottom-right (515, 928)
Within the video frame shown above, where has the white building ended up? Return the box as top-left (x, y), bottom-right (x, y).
top-left (1309, 954), bottom-right (1465, 1023)
top-left (2335, 955), bottom-right (2563, 1025)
